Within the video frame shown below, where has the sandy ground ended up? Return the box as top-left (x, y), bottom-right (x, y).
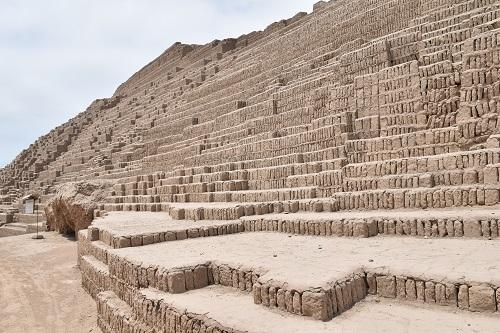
top-left (0, 232), bottom-right (100, 333)
top-left (146, 285), bottom-right (500, 333)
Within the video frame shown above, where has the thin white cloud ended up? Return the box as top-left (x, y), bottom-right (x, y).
top-left (0, 0), bottom-right (318, 167)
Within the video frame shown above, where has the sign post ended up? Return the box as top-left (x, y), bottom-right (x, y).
top-left (32, 198), bottom-right (44, 240)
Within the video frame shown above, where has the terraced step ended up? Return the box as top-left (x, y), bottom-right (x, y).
top-left (98, 232), bottom-right (500, 321)
top-left (332, 184), bottom-right (500, 210)
top-left (81, 255), bottom-right (110, 298)
top-left (0, 224), bottom-right (27, 237)
top-left (241, 206), bottom-right (500, 239)
top-left (96, 291), bottom-right (151, 333)
top-left (97, 286), bottom-right (500, 333)
top-left (110, 186), bottom-right (320, 204)
top-left (88, 212), bottom-right (243, 248)
top-left (0, 222), bottom-right (46, 238)
top-left (103, 198), bottom-right (338, 219)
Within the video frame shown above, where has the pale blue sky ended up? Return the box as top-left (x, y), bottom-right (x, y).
top-left (0, 0), bottom-right (318, 167)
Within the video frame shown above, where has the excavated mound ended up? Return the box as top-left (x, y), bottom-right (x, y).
top-left (1, 0), bottom-right (500, 331)
top-left (45, 181), bottom-right (111, 234)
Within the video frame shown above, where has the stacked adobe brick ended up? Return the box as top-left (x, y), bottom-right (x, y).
top-left (2, 0), bottom-right (500, 331)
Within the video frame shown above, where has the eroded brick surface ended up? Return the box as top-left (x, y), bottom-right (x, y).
top-left (2, 0), bottom-right (500, 330)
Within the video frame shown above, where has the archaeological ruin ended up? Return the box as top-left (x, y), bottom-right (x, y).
top-left (1, 0), bottom-right (500, 331)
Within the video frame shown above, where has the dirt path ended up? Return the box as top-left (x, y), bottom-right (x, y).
top-left (0, 232), bottom-right (100, 333)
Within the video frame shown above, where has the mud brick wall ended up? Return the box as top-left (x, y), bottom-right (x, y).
top-left (458, 29), bottom-right (500, 142)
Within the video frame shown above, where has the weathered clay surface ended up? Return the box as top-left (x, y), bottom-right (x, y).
top-left (45, 181), bottom-right (111, 234)
top-left (1, 0), bottom-right (500, 330)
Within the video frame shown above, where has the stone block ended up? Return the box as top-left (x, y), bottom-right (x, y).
top-left (118, 237), bottom-right (131, 248)
top-left (352, 221), bottom-right (369, 238)
top-left (458, 285), bottom-right (469, 310)
top-left (335, 285), bottom-right (345, 312)
top-left (292, 292), bottom-right (302, 315)
top-left (176, 230), bottom-right (188, 240)
top-left (168, 271), bottom-right (186, 294)
top-left (193, 266), bottom-right (208, 289)
top-left (277, 289), bottom-right (286, 310)
top-left (341, 282), bottom-right (353, 308)
top-left (419, 173), bottom-right (434, 188)
top-left (88, 227), bottom-right (100, 241)
top-left (405, 279), bottom-right (417, 300)
top-left (396, 277), bottom-right (406, 299)
top-left (497, 288), bottom-right (500, 311)
top-left (424, 281), bottom-right (436, 303)
top-left (376, 276), bottom-right (396, 298)
top-left (131, 235), bottom-right (142, 247)
top-left (435, 283), bottom-right (446, 305)
top-left (469, 285), bottom-right (496, 312)
top-left (416, 281), bottom-right (425, 302)
top-left (253, 283), bottom-right (262, 304)
top-left (463, 219), bottom-right (482, 238)
top-left (366, 273), bottom-right (377, 295)
top-left (485, 189), bottom-right (500, 206)
top-left (143, 234), bottom-right (154, 245)
top-left (301, 292), bottom-right (330, 321)
top-left (269, 286), bottom-right (277, 307)
top-left (285, 290), bottom-right (293, 312)
top-left (261, 284), bottom-right (270, 306)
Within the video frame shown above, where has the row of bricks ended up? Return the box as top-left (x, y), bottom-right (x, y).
top-left (348, 144), bottom-right (460, 163)
top-left (344, 127), bottom-right (458, 152)
top-left (370, 273), bottom-right (500, 312)
top-left (242, 216), bottom-right (500, 239)
top-left (333, 186), bottom-right (500, 210)
top-left (253, 273), bottom-right (367, 321)
top-left (185, 143), bottom-right (345, 169)
top-left (94, 222), bottom-right (243, 249)
top-left (96, 291), bottom-right (152, 333)
top-left (344, 149), bottom-right (499, 177)
top-left (459, 116), bottom-right (499, 139)
top-left (153, 180), bottom-right (249, 195)
top-left (168, 199), bottom-right (337, 220)
top-left (344, 169), bottom-right (482, 191)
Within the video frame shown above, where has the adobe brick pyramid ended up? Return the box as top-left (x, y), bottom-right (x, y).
top-left (3, 0), bottom-right (500, 331)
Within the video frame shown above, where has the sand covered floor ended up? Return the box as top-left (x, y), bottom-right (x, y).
top-left (0, 232), bottom-right (99, 333)
top-left (151, 286), bottom-right (500, 333)
top-left (93, 211), bottom-right (239, 237)
top-left (113, 232), bottom-right (500, 290)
